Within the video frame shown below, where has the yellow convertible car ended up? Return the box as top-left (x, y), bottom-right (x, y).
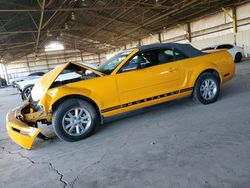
top-left (6, 43), bottom-right (235, 149)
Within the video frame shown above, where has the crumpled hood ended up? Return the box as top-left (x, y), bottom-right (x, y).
top-left (30, 62), bottom-right (104, 102)
top-left (31, 63), bottom-right (68, 102)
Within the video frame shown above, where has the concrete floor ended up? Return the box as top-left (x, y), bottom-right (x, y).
top-left (1, 60), bottom-right (250, 188)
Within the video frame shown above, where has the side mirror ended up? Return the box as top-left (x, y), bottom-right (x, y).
top-left (139, 62), bottom-right (148, 69)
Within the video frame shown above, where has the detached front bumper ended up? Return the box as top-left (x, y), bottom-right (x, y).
top-left (6, 105), bottom-right (42, 150)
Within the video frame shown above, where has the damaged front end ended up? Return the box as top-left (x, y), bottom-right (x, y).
top-left (6, 62), bottom-right (104, 149)
top-left (6, 100), bottom-right (52, 149)
top-left (6, 63), bottom-right (68, 149)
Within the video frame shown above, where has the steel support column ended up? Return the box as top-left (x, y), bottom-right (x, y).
top-left (222, 7), bottom-right (237, 46)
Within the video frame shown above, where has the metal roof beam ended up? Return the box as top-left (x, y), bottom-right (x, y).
top-left (41, 0), bottom-right (68, 29)
top-left (28, 12), bottom-right (38, 29)
top-left (86, 11), bottom-right (153, 33)
top-left (0, 13), bottom-right (19, 31)
top-left (35, 0), bottom-right (45, 53)
top-left (86, 0), bottom-right (144, 39)
top-left (0, 42), bottom-right (35, 51)
top-left (0, 5), bottom-right (171, 12)
top-left (110, 0), bottom-right (199, 42)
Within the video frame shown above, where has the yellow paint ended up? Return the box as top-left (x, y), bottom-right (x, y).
top-left (6, 48), bottom-right (235, 149)
top-left (6, 109), bottom-right (41, 150)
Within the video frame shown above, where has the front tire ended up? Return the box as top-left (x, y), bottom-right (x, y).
top-left (193, 72), bottom-right (220, 104)
top-left (21, 85), bottom-right (34, 100)
top-left (52, 99), bottom-right (98, 142)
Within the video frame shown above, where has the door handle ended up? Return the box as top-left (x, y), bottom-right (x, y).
top-left (169, 67), bottom-right (178, 72)
top-left (160, 67), bottom-right (178, 75)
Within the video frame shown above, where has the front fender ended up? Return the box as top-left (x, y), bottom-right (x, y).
top-left (39, 85), bottom-right (103, 113)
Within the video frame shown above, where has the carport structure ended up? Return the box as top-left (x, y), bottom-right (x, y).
top-left (0, 0), bottom-right (249, 62)
top-left (1, 1), bottom-right (250, 188)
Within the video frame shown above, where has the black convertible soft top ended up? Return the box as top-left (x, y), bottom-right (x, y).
top-left (138, 43), bottom-right (205, 58)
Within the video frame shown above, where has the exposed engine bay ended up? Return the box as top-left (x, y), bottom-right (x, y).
top-left (50, 63), bottom-right (99, 89)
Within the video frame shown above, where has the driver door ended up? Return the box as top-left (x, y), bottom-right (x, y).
top-left (115, 49), bottom-right (182, 111)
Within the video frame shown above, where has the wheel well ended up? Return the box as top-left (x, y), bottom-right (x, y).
top-left (198, 69), bottom-right (221, 83)
top-left (235, 52), bottom-right (242, 56)
top-left (192, 69), bottom-right (221, 97)
top-left (21, 84), bottom-right (34, 100)
top-left (235, 52), bottom-right (242, 62)
top-left (51, 95), bottom-right (102, 122)
top-left (23, 84), bottom-right (34, 90)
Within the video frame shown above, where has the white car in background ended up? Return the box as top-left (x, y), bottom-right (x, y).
top-left (17, 72), bottom-right (81, 100)
top-left (16, 77), bottom-right (40, 100)
top-left (202, 44), bottom-right (245, 63)
top-left (9, 71), bottom-right (45, 88)
top-left (16, 63), bottom-right (98, 100)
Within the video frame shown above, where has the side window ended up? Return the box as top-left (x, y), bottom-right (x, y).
top-left (120, 54), bottom-right (150, 73)
top-left (174, 50), bottom-right (187, 61)
top-left (119, 48), bottom-right (187, 73)
top-left (157, 49), bottom-right (175, 64)
top-left (157, 48), bottom-right (186, 64)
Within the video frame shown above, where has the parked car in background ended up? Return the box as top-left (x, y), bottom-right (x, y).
top-left (9, 71), bottom-right (45, 88)
top-left (16, 64), bottom-right (97, 100)
top-left (6, 43), bottom-right (235, 149)
top-left (28, 72), bottom-right (45, 76)
top-left (202, 44), bottom-right (245, 63)
top-left (16, 77), bottom-right (39, 100)
top-left (0, 77), bottom-right (7, 88)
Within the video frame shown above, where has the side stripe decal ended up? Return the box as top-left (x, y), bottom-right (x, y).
top-left (101, 87), bottom-right (193, 113)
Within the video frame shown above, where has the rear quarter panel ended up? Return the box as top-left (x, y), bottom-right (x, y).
top-left (180, 50), bottom-right (235, 88)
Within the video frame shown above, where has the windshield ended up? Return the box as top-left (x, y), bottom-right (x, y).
top-left (98, 50), bottom-right (133, 74)
top-left (79, 62), bottom-right (98, 70)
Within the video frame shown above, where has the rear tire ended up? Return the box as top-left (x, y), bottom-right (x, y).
top-left (193, 72), bottom-right (220, 104)
top-left (234, 52), bottom-right (242, 63)
top-left (52, 99), bottom-right (98, 142)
